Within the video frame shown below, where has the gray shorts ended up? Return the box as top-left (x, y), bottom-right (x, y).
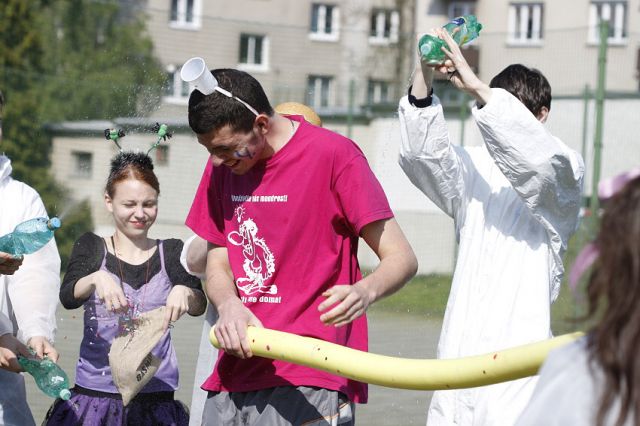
top-left (201, 385), bottom-right (355, 426)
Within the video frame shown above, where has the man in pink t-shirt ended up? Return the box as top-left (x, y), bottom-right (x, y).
top-left (184, 68), bottom-right (417, 425)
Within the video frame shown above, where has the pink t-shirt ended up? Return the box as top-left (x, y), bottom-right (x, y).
top-left (186, 115), bottom-right (393, 403)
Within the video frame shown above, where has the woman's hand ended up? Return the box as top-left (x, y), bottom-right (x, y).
top-left (163, 285), bottom-right (192, 331)
top-left (90, 270), bottom-right (129, 312)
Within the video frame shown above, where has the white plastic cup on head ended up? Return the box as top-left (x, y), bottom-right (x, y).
top-left (180, 57), bottom-right (217, 95)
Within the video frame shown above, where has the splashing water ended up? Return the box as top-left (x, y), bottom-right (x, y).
top-left (55, 198), bottom-right (87, 222)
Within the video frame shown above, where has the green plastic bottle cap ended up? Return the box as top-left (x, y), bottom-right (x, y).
top-left (48, 217), bottom-right (61, 230)
top-left (59, 389), bottom-right (71, 400)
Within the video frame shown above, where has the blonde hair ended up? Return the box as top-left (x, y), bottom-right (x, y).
top-left (274, 102), bottom-right (322, 127)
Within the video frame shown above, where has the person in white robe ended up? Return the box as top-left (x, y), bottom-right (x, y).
top-left (397, 28), bottom-right (584, 425)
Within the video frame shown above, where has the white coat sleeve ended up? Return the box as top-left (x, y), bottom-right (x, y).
top-left (397, 95), bottom-right (469, 220)
top-left (472, 89), bottom-right (584, 299)
top-left (180, 234), bottom-right (206, 280)
top-left (473, 88), bottom-right (584, 247)
top-left (0, 312), bottom-right (12, 336)
top-left (7, 189), bottom-right (61, 344)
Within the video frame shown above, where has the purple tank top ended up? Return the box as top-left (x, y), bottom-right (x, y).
top-left (74, 240), bottom-right (179, 393)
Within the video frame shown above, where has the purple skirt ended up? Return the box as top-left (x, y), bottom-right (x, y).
top-left (43, 386), bottom-right (189, 426)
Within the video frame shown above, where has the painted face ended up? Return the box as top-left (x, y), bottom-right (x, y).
top-left (196, 124), bottom-right (266, 175)
top-left (105, 179), bottom-right (158, 238)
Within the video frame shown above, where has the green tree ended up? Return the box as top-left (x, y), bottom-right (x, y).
top-left (0, 0), bottom-right (165, 267)
top-left (38, 0), bottom-right (165, 121)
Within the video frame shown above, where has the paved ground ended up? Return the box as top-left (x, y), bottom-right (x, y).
top-left (25, 308), bottom-right (441, 425)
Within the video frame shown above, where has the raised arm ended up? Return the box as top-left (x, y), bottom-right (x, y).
top-left (473, 89), bottom-right (584, 248)
top-left (398, 40), bottom-right (470, 218)
top-left (437, 27), bottom-right (584, 253)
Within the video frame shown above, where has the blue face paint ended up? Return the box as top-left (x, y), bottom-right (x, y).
top-left (234, 147), bottom-right (253, 159)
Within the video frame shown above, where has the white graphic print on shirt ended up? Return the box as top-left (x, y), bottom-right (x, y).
top-left (228, 206), bottom-right (277, 297)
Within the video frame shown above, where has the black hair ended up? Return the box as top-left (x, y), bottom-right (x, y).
top-left (105, 151), bottom-right (159, 197)
top-left (187, 68), bottom-right (273, 135)
top-left (489, 64), bottom-right (551, 116)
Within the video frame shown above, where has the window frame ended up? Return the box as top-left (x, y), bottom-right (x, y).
top-left (367, 79), bottom-right (392, 105)
top-left (588, 0), bottom-right (628, 45)
top-left (306, 75), bottom-right (333, 109)
top-left (163, 64), bottom-right (190, 105)
top-left (448, 1), bottom-right (476, 19)
top-left (309, 3), bottom-right (340, 42)
top-left (169, 0), bottom-right (202, 30)
top-left (238, 33), bottom-right (270, 73)
top-left (507, 2), bottom-right (544, 46)
top-left (71, 151), bottom-right (93, 179)
top-left (369, 9), bottom-right (400, 45)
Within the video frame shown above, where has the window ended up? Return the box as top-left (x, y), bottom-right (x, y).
top-left (306, 76), bottom-right (333, 109)
top-left (163, 65), bottom-right (190, 103)
top-left (72, 151), bottom-right (92, 178)
top-left (238, 34), bottom-right (269, 72)
top-left (507, 3), bottom-right (544, 44)
top-left (367, 80), bottom-right (392, 105)
top-left (589, 1), bottom-right (627, 44)
top-left (310, 3), bottom-right (340, 41)
top-left (448, 1), bottom-right (476, 19)
top-left (169, 0), bottom-right (201, 29)
top-left (369, 9), bottom-right (399, 44)
top-left (155, 145), bottom-right (169, 166)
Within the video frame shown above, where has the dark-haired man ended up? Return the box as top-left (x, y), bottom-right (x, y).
top-left (184, 68), bottom-right (417, 425)
top-left (397, 29), bottom-right (584, 425)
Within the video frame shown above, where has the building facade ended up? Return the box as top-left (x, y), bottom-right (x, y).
top-left (48, 0), bottom-right (640, 274)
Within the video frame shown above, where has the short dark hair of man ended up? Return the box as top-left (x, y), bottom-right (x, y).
top-left (187, 68), bottom-right (274, 135)
top-left (489, 64), bottom-right (551, 117)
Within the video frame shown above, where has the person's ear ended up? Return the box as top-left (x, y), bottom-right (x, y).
top-left (254, 114), bottom-right (270, 135)
top-left (536, 106), bottom-right (549, 123)
top-left (105, 193), bottom-right (114, 213)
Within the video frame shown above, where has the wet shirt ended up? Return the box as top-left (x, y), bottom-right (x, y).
top-left (186, 115), bottom-right (393, 403)
top-left (61, 232), bottom-right (203, 393)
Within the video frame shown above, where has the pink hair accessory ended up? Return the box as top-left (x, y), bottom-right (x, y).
top-left (597, 167), bottom-right (640, 200)
top-left (569, 242), bottom-right (599, 291)
top-left (568, 167), bottom-right (640, 292)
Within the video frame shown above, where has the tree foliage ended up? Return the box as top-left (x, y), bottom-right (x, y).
top-left (37, 0), bottom-right (165, 121)
top-left (0, 0), bottom-right (166, 267)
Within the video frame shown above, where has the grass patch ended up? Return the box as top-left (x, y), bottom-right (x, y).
top-left (370, 272), bottom-right (588, 335)
top-left (370, 274), bottom-right (452, 317)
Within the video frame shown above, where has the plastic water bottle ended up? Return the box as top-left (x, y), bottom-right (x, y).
top-left (0, 217), bottom-right (61, 257)
top-left (418, 15), bottom-right (483, 65)
top-left (18, 356), bottom-right (72, 400)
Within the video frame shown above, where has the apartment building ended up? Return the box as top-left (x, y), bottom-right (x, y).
top-left (48, 0), bottom-right (640, 274)
top-left (411, 1), bottom-right (640, 185)
top-left (145, 0), bottom-right (415, 119)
